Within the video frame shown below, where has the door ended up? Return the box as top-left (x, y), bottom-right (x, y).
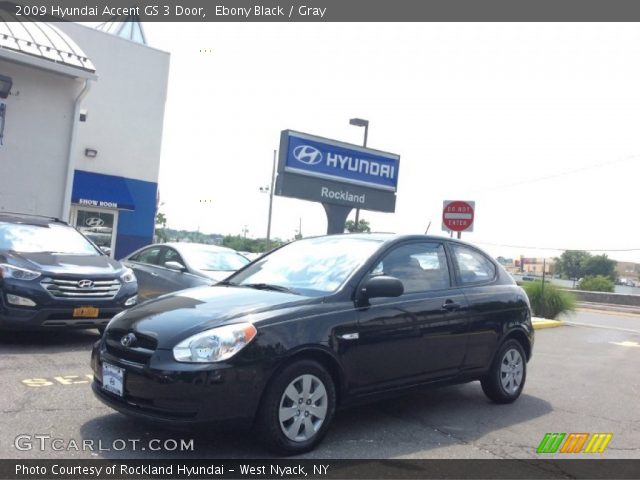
top-left (347, 242), bottom-right (469, 394)
top-left (123, 245), bottom-right (164, 301)
top-left (155, 246), bottom-right (210, 294)
top-left (70, 206), bottom-right (118, 257)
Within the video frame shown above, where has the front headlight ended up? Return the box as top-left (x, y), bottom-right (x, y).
top-left (173, 323), bottom-right (257, 363)
top-left (0, 263), bottom-right (41, 281)
top-left (120, 267), bottom-right (136, 283)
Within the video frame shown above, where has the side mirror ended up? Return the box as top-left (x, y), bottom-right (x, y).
top-left (99, 246), bottom-right (112, 256)
top-left (361, 275), bottom-right (404, 301)
top-left (165, 261), bottom-right (186, 272)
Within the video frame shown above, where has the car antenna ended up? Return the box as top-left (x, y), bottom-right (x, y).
top-left (425, 221), bottom-right (432, 234)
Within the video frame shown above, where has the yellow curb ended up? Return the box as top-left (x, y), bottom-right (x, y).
top-left (532, 318), bottom-right (565, 329)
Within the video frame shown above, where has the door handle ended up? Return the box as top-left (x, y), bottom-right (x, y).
top-left (442, 300), bottom-right (461, 311)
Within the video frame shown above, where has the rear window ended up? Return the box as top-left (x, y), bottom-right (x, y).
top-left (0, 222), bottom-right (99, 255)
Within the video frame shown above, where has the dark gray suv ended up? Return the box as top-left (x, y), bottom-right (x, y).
top-left (0, 213), bottom-right (138, 331)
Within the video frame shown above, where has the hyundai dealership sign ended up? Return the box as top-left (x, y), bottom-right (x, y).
top-left (277, 130), bottom-right (400, 212)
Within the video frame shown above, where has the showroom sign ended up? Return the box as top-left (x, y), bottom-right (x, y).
top-left (277, 130), bottom-right (400, 213)
top-left (282, 130), bottom-right (399, 191)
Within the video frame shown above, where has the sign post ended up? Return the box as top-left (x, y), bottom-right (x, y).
top-left (276, 130), bottom-right (400, 234)
top-left (442, 200), bottom-right (475, 238)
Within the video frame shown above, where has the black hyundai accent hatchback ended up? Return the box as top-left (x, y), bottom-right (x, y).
top-left (92, 234), bottom-right (533, 454)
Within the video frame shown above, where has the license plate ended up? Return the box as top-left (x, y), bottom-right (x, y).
top-left (73, 307), bottom-right (99, 318)
top-left (102, 363), bottom-right (124, 397)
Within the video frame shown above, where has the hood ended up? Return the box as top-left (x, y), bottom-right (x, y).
top-left (5, 251), bottom-right (125, 277)
top-left (108, 285), bottom-right (317, 348)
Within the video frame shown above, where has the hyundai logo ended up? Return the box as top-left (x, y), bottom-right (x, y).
top-left (77, 279), bottom-right (94, 288)
top-left (121, 333), bottom-right (137, 348)
top-left (293, 145), bottom-right (323, 165)
top-left (85, 217), bottom-right (105, 227)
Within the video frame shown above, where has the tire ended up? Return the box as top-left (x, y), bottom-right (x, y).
top-left (255, 359), bottom-right (336, 455)
top-left (481, 339), bottom-right (527, 404)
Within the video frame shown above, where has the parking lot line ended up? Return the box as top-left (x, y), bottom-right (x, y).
top-left (564, 321), bottom-right (640, 334)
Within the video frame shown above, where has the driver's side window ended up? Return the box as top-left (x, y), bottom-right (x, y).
top-left (372, 243), bottom-right (450, 294)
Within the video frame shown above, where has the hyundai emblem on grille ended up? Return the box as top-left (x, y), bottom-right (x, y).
top-left (77, 279), bottom-right (94, 288)
top-left (120, 333), bottom-right (137, 347)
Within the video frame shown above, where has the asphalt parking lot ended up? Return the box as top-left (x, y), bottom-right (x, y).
top-left (1, 309), bottom-right (638, 459)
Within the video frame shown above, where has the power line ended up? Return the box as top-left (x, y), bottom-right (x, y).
top-left (470, 153), bottom-right (639, 195)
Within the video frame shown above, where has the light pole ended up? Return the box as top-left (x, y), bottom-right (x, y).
top-left (349, 118), bottom-right (369, 229)
top-left (259, 150), bottom-right (277, 250)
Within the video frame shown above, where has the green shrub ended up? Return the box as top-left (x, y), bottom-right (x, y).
top-left (522, 281), bottom-right (576, 319)
top-left (577, 275), bottom-right (615, 293)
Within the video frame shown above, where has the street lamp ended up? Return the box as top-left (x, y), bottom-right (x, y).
top-left (349, 118), bottom-right (369, 228)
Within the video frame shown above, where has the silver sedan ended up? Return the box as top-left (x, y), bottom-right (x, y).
top-left (122, 242), bottom-right (250, 301)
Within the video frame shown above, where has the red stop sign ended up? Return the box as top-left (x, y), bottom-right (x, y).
top-left (442, 200), bottom-right (475, 232)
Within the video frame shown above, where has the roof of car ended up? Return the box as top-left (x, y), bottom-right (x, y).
top-left (317, 233), bottom-right (462, 244)
top-left (0, 212), bottom-right (65, 227)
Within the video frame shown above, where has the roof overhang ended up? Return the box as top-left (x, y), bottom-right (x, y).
top-left (0, 47), bottom-right (96, 79)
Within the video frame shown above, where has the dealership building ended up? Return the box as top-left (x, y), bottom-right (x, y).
top-left (0, 12), bottom-right (169, 258)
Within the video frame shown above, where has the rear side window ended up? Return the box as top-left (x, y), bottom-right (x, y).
top-left (131, 247), bottom-right (162, 265)
top-left (372, 242), bottom-right (451, 293)
top-left (452, 245), bottom-right (496, 285)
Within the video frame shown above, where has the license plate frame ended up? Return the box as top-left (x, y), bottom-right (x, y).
top-left (73, 306), bottom-right (99, 318)
top-left (102, 362), bottom-right (124, 397)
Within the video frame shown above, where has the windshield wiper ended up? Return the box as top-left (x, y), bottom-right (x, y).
top-left (241, 283), bottom-right (297, 294)
top-left (217, 280), bottom-right (238, 286)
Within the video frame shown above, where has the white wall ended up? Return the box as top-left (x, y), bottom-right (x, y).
top-left (58, 23), bottom-right (170, 184)
top-left (0, 60), bottom-right (81, 218)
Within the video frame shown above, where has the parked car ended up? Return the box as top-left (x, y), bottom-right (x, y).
top-left (92, 234), bottom-right (533, 454)
top-left (122, 242), bottom-right (250, 301)
top-left (0, 213), bottom-right (138, 331)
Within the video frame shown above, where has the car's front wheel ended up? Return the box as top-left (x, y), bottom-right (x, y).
top-left (481, 339), bottom-right (527, 403)
top-left (256, 359), bottom-right (336, 455)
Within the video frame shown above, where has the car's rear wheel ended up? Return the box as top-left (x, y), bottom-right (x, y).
top-left (255, 359), bottom-right (336, 455)
top-left (481, 339), bottom-right (526, 403)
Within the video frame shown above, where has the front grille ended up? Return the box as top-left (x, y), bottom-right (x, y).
top-left (105, 328), bottom-right (157, 364)
top-left (41, 277), bottom-right (121, 300)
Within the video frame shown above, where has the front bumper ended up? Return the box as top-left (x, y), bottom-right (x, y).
top-left (91, 340), bottom-right (264, 427)
top-left (0, 283), bottom-right (137, 330)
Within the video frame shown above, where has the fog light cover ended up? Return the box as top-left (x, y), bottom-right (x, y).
top-left (6, 294), bottom-right (36, 307)
top-left (124, 295), bottom-right (138, 306)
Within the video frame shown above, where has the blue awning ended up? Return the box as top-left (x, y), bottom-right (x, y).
top-left (71, 170), bottom-right (136, 211)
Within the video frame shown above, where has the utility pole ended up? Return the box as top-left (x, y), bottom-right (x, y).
top-left (349, 118), bottom-right (369, 230)
top-left (266, 150), bottom-right (276, 249)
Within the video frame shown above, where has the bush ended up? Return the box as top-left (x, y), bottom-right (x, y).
top-left (522, 281), bottom-right (576, 319)
top-left (577, 275), bottom-right (615, 293)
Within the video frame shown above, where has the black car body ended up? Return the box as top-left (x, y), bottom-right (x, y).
top-left (0, 213), bottom-right (138, 330)
top-left (92, 234), bottom-right (533, 454)
top-left (122, 242), bottom-right (250, 302)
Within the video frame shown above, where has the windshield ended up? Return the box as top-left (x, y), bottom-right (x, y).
top-left (182, 247), bottom-right (250, 271)
top-left (0, 222), bottom-right (100, 255)
top-left (228, 236), bottom-right (384, 296)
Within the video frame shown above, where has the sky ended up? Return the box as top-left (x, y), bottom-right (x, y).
top-left (139, 22), bottom-right (640, 263)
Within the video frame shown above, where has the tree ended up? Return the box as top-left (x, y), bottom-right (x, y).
top-left (345, 219), bottom-right (371, 233)
top-left (155, 211), bottom-right (168, 243)
top-left (555, 250), bottom-right (591, 280)
top-left (582, 254), bottom-right (617, 281)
